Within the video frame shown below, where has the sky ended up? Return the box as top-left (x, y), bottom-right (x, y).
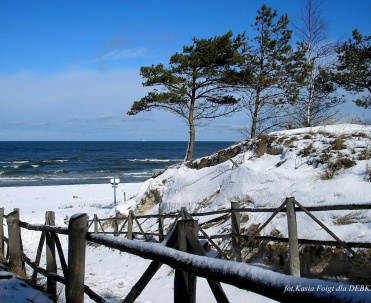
top-left (0, 0), bottom-right (370, 141)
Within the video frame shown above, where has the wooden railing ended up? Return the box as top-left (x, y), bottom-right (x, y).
top-left (0, 198), bottom-right (371, 303)
top-left (84, 199), bottom-right (371, 256)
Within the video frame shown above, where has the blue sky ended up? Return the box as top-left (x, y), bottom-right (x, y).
top-left (0, 0), bottom-right (370, 141)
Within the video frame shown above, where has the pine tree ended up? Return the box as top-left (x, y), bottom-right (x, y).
top-left (128, 31), bottom-right (243, 161)
top-left (333, 29), bottom-right (371, 108)
top-left (233, 5), bottom-right (307, 138)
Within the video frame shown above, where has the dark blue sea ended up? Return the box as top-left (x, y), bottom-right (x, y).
top-left (0, 141), bottom-right (234, 187)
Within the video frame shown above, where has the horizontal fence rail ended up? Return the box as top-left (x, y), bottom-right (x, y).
top-left (87, 233), bottom-right (371, 303)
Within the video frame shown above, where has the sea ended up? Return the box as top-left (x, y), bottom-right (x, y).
top-left (0, 141), bottom-right (235, 187)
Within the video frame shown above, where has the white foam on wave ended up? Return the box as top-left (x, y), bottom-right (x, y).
top-left (42, 159), bottom-right (68, 163)
top-left (127, 158), bottom-right (181, 162)
top-left (0, 161), bottom-right (29, 164)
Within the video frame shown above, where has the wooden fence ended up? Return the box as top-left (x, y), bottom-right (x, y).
top-left (83, 198), bottom-right (371, 261)
top-left (0, 197), bottom-right (370, 303)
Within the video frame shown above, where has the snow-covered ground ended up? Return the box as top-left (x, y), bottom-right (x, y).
top-left (0, 183), bottom-right (268, 302)
top-left (0, 270), bottom-right (53, 303)
top-left (1, 124), bottom-right (371, 302)
top-left (124, 124), bottom-right (371, 245)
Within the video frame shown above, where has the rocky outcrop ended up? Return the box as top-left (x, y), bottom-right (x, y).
top-left (187, 142), bottom-right (246, 169)
top-left (136, 188), bottom-right (162, 215)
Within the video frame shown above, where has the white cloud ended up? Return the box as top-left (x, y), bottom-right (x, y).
top-left (104, 122), bottom-right (125, 127)
top-left (31, 121), bottom-right (50, 127)
top-left (2, 121), bottom-right (25, 126)
top-left (87, 114), bottom-right (116, 122)
top-left (69, 116), bottom-right (83, 122)
top-left (94, 47), bottom-right (148, 62)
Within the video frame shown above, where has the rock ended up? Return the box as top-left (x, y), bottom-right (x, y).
top-left (137, 189), bottom-right (162, 215)
top-left (152, 169), bottom-right (164, 178)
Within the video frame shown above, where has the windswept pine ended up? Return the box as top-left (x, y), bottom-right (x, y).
top-left (128, 31), bottom-right (244, 161)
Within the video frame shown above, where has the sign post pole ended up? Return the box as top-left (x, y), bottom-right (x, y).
top-left (110, 176), bottom-right (120, 206)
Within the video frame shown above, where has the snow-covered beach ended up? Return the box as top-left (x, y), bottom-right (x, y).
top-left (0, 183), bottom-right (142, 226)
top-left (0, 183), bottom-right (272, 303)
top-left (1, 125), bottom-right (371, 302)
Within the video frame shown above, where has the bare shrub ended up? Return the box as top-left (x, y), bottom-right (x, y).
top-left (331, 137), bottom-right (347, 150)
top-left (336, 158), bottom-right (357, 169)
top-left (283, 137), bottom-right (299, 147)
top-left (254, 134), bottom-right (276, 157)
top-left (365, 145), bottom-right (371, 181)
top-left (332, 212), bottom-right (366, 225)
top-left (271, 228), bottom-right (283, 237)
top-left (276, 136), bottom-right (287, 144)
top-left (311, 151), bottom-right (332, 168)
top-left (240, 214), bottom-right (249, 224)
top-left (298, 143), bottom-right (314, 157)
top-left (254, 135), bottom-right (268, 157)
top-left (321, 158), bottom-right (356, 180)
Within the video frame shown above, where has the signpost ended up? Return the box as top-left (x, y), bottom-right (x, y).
top-left (110, 176), bottom-right (120, 206)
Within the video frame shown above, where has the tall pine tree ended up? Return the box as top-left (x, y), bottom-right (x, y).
top-left (333, 29), bottom-right (371, 108)
top-left (233, 5), bottom-right (307, 137)
top-left (128, 31), bottom-right (243, 161)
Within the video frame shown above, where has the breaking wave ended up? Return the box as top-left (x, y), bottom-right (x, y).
top-left (127, 158), bottom-right (181, 162)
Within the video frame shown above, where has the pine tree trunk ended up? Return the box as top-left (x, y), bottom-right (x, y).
top-left (185, 95), bottom-right (196, 161)
top-left (250, 89), bottom-right (261, 138)
top-left (185, 121), bottom-right (195, 161)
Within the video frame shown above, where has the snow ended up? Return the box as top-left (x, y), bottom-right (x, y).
top-left (0, 274), bottom-right (53, 303)
top-left (89, 234), bottom-right (371, 302)
top-left (0, 124), bottom-right (371, 302)
top-left (270, 124), bottom-right (371, 136)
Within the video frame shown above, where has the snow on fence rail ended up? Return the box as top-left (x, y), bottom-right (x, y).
top-left (0, 198), bottom-right (371, 303)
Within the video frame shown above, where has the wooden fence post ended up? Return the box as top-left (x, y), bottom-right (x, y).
top-left (158, 208), bottom-right (164, 242)
top-left (114, 217), bottom-right (118, 237)
top-left (0, 208), bottom-right (4, 258)
top-left (94, 214), bottom-right (98, 234)
top-left (231, 202), bottom-right (241, 262)
top-left (6, 209), bottom-right (25, 276)
top-left (45, 211), bottom-right (57, 302)
top-left (286, 197), bottom-right (300, 277)
top-left (180, 207), bottom-right (187, 219)
top-left (66, 213), bottom-right (88, 303)
top-left (127, 211), bottom-right (133, 240)
top-left (31, 231), bottom-right (46, 283)
top-left (174, 219), bottom-right (198, 303)
top-left (94, 214), bottom-right (99, 247)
